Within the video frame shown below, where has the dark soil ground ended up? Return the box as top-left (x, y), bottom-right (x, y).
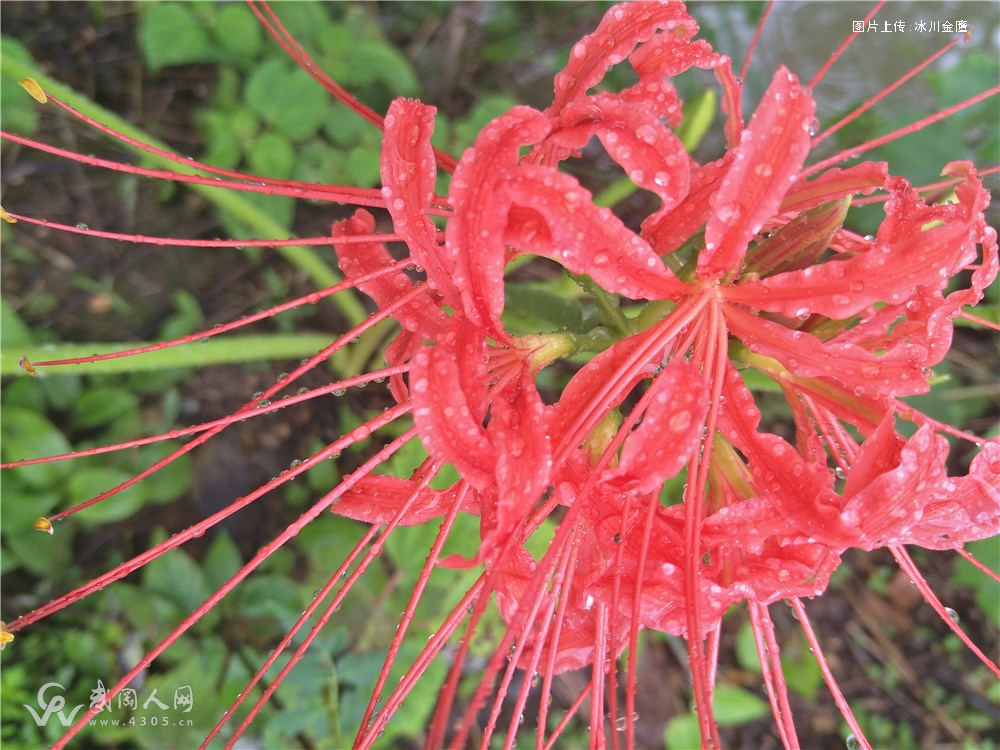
top-left (2, 3), bottom-right (997, 749)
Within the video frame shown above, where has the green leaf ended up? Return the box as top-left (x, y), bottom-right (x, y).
top-left (0, 37), bottom-right (39, 134)
top-left (139, 3), bottom-right (214, 71)
top-left (213, 4), bottom-right (263, 61)
top-left (2, 510), bottom-right (71, 575)
top-left (266, 1), bottom-right (332, 46)
top-left (0, 406), bottom-right (73, 489)
top-left (1, 333), bottom-right (338, 376)
top-left (348, 40), bottom-right (419, 96)
top-left (735, 619), bottom-right (762, 673)
top-left (142, 539), bottom-right (210, 615)
top-left (39, 375), bottom-right (82, 411)
top-left (713, 684), bottom-right (770, 726)
top-left (137, 446), bottom-right (192, 504)
top-left (2, 377), bottom-right (45, 413)
top-left (66, 466), bottom-right (150, 524)
top-left (244, 58), bottom-right (329, 141)
top-left (1, 297), bottom-right (33, 347)
top-left (664, 713), bottom-right (701, 750)
top-left (249, 132), bottom-right (296, 180)
top-left (951, 537), bottom-right (1000, 628)
top-left (71, 387), bottom-right (140, 429)
top-left (346, 144), bottom-right (381, 186)
top-left (202, 531), bottom-right (244, 591)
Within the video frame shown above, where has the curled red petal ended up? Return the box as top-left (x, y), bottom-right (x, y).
top-left (725, 303), bottom-right (928, 398)
top-left (742, 433), bottom-right (855, 549)
top-left (445, 106), bottom-right (551, 331)
top-left (699, 66), bottom-right (815, 280)
top-left (550, 93), bottom-right (690, 209)
top-left (729, 165), bottom-right (989, 318)
top-left (549, 1), bottom-right (705, 115)
top-left (489, 366), bottom-right (553, 543)
top-left (503, 165), bottom-right (682, 300)
top-left (618, 79), bottom-right (684, 128)
top-left (333, 475), bottom-right (471, 525)
top-left (608, 360), bottom-right (709, 493)
top-left (642, 153), bottom-right (732, 256)
top-left (550, 334), bottom-right (667, 450)
top-left (839, 425), bottom-right (950, 550)
top-left (333, 209), bottom-right (448, 337)
top-left (905, 440), bottom-right (1000, 549)
top-left (381, 98), bottom-right (460, 307)
top-left (410, 343), bottom-right (494, 488)
top-left (780, 162), bottom-right (888, 215)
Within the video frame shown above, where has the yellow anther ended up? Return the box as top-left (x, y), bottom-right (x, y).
top-left (20, 357), bottom-right (37, 377)
top-left (0, 207), bottom-right (16, 224)
top-left (0, 622), bottom-right (13, 650)
top-left (20, 78), bottom-right (47, 104)
top-left (34, 517), bottom-right (53, 535)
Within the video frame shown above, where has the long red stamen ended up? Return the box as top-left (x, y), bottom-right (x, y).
top-left (807, 1), bottom-right (887, 90)
top-left (955, 547), bottom-right (1000, 584)
top-left (220, 434), bottom-right (435, 749)
top-left (1, 364), bottom-right (407, 469)
top-left (748, 603), bottom-right (800, 749)
top-left (791, 598), bottom-right (873, 750)
top-left (4, 210), bottom-right (436, 248)
top-left (1, 129), bottom-right (410, 208)
top-left (739, 0), bottom-right (775, 82)
top-left (812, 35), bottom-right (964, 147)
top-left (247, 0), bottom-right (458, 174)
top-left (891, 547), bottom-right (1000, 679)
top-left (18, 259), bottom-right (411, 370)
top-left (356, 479), bottom-right (467, 737)
top-left (805, 85), bottom-right (1000, 176)
top-left (49, 415), bottom-right (414, 749)
top-left (37, 284), bottom-right (428, 523)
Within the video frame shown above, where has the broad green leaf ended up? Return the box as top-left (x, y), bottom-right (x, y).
top-left (713, 684), bottom-right (770, 726)
top-left (348, 40), bottom-right (419, 96)
top-left (139, 3), bottom-right (214, 71)
top-left (2, 498), bottom-right (71, 576)
top-left (249, 132), bottom-right (296, 180)
top-left (346, 144), bottom-right (381, 186)
top-left (735, 619), bottom-right (762, 673)
top-left (2, 377), bottom-right (45, 413)
top-left (664, 713), bottom-right (701, 750)
top-left (202, 530), bottom-right (244, 592)
top-left (213, 4), bottom-right (263, 61)
top-left (71, 387), bottom-right (139, 429)
top-left (1, 297), bottom-right (33, 347)
top-left (137, 446), bottom-right (191, 504)
top-left (0, 37), bottom-right (39, 134)
top-left (66, 467), bottom-right (150, 525)
top-left (142, 542), bottom-right (210, 615)
top-left (244, 58), bottom-right (329, 141)
top-left (0, 406), bottom-right (73, 489)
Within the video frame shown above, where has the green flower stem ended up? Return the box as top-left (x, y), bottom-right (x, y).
top-left (2, 334), bottom-right (337, 376)
top-left (570, 272), bottom-right (631, 337)
top-left (0, 51), bottom-right (368, 330)
top-left (632, 299), bottom-right (676, 335)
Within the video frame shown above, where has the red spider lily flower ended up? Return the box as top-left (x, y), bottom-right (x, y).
top-left (1, 2), bottom-right (998, 749)
top-left (336, 3), bottom-right (999, 747)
